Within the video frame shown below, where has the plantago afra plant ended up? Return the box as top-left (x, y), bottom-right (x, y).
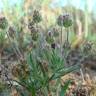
top-left (1, 9), bottom-right (88, 96)
top-left (57, 13), bottom-right (72, 56)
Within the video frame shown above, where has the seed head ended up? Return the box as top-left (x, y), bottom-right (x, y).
top-left (8, 26), bottom-right (16, 38)
top-left (57, 15), bottom-right (64, 26)
top-left (63, 13), bottom-right (72, 28)
top-left (31, 32), bottom-right (39, 41)
top-left (46, 35), bottom-right (54, 44)
top-left (33, 10), bottom-right (42, 23)
top-left (0, 17), bottom-right (8, 29)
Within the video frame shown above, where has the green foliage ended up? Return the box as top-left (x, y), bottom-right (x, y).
top-left (50, 64), bottom-right (80, 80)
top-left (12, 45), bottom-right (80, 95)
top-left (0, 82), bottom-right (6, 92)
top-left (0, 31), bottom-right (6, 50)
top-left (60, 80), bottom-right (71, 96)
top-left (0, 31), bottom-right (5, 44)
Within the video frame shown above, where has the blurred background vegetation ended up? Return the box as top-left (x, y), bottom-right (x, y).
top-left (0, 0), bottom-right (96, 41)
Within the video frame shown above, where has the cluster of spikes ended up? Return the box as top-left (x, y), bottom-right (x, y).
top-left (57, 13), bottom-right (72, 27)
top-left (0, 10), bottom-right (72, 49)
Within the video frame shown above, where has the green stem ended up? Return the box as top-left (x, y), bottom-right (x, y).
top-left (0, 52), bottom-right (1, 65)
top-left (66, 28), bottom-right (69, 43)
top-left (60, 27), bottom-right (63, 56)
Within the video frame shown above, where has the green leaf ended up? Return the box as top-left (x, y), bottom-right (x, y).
top-left (60, 80), bottom-right (71, 96)
top-left (50, 64), bottom-right (80, 80)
